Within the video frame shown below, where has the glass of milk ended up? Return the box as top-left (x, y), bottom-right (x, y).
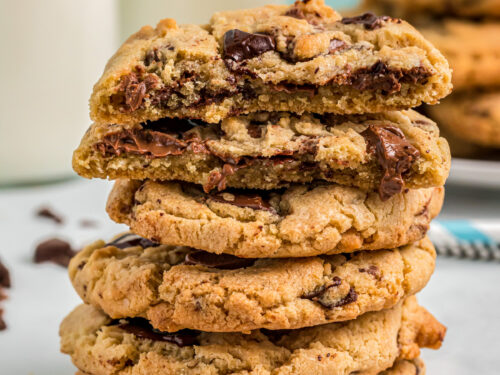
top-left (0, 0), bottom-right (118, 185)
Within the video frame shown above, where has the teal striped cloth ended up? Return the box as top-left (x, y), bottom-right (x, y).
top-left (429, 220), bottom-right (500, 261)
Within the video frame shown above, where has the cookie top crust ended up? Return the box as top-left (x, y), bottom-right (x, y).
top-left (89, 0), bottom-right (451, 124)
top-left (69, 232), bottom-right (436, 332)
top-left (107, 180), bottom-right (443, 258)
top-left (74, 110), bottom-right (450, 199)
top-left (60, 297), bottom-right (445, 375)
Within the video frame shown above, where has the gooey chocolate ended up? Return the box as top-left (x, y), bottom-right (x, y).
top-left (117, 318), bottom-right (199, 347)
top-left (185, 250), bottom-right (256, 270)
top-left (208, 192), bottom-right (276, 213)
top-left (361, 125), bottom-right (420, 201)
top-left (223, 29), bottom-right (276, 62)
top-left (341, 13), bottom-right (397, 30)
top-left (105, 233), bottom-right (160, 249)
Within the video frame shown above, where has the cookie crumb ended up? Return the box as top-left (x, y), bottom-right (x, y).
top-left (34, 238), bottom-right (76, 267)
top-left (36, 207), bottom-right (64, 224)
top-left (79, 219), bottom-right (98, 228)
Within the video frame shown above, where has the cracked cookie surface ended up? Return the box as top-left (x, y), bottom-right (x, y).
top-left (427, 91), bottom-right (500, 148)
top-left (76, 358), bottom-right (425, 375)
top-left (69, 232), bottom-right (435, 333)
top-left (60, 297), bottom-right (444, 375)
top-left (89, 0), bottom-right (451, 124)
top-left (74, 110), bottom-right (450, 198)
top-left (106, 179), bottom-right (443, 258)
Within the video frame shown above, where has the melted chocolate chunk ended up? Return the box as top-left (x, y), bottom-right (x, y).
top-left (341, 13), bottom-right (394, 30)
top-left (118, 73), bottom-right (158, 112)
top-left (361, 125), bottom-right (420, 201)
top-left (329, 39), bottom-right (347, 54)
top-left (302, 276), bottom-right (342, 300)
top-left (106, 233), bottom-right (160, 250)
top-left (118, 318), bottom-right (199, 347)
top-left (302, 278), bottom-right (358, 309)
top-left (223, 29), bottom-right (276, 62)
top-left (36, 207), bottom-right (63, 224)
top-left (208, 192), bottom-right (276, 213)
top-left (185, 250), bottom-right (255, 270)
top-left (34, 238), bottom-right (76, 267)
top-left (0, 260), bottom-right (10, 288)
top-left (204, 162), bottom-right (249, 192)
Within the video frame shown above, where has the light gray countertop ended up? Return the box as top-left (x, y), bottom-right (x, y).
top-left (0, 179), bottom-right (498, 374)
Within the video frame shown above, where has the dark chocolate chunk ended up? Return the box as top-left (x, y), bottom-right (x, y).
top-left (118, 318), bottom-right (199, 347)
top-left (185, 250), bottom-right (255, 270)
top-left (34, 238), bottom-right (76, 267)
top-left (105, 233), bottom-right (160, 250)
top-left (302, 277), bottom-right (358, 309)
top-left (144, 48), bottom-right (163, 66)
top-left (327, 287), bottom-right (358, 309)
top-left (36, 207), bottom-right (63, 224)
top-left (329, 39), bottom-right (347, 54)
top-left (301, 276), bottom-right (342, 300)
top-left (0, 260), bottom-right (10, 288)
top-left (118, 73), bottom-right (158, 112)
top-left (246, 124), bottom-right (263, 138)
top-left (208, 192), bottom-right (276, 213)
top-left (223, 29), bottom-right (276, 62)
top-left (341, 13), bottom-right (394, 30)
top-left (361, 125), bottom-right (420, 201)
top-left (359, 265), bottom-right (380, 279)
top-left (204, 162), bottom-right (246, 192)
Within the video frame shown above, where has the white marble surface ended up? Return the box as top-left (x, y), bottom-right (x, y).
top-left (0, 178), bottom-right (499, 374)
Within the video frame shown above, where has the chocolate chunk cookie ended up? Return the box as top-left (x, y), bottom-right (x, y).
top-left (60, 297), bottom-right (444, 375)
top-left (419, 20), bottom-right (500, 91)
top-left (69, 233), bottom-right (435, 332)
top-left (361, 0), bottom-right (500, 19)
top-left (88, 0), bottom-right (451, 125)
top-left (106, 180), bottom-right (443, 258)
top-left (74, 110), bottom-right (450, 198)
top-left (428, 91), bottom-right (500, 148)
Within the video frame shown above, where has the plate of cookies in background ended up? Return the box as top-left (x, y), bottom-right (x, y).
top-left (359, 0), bottom-right (500, 188)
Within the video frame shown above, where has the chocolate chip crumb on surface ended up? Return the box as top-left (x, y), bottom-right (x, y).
top-left (34, 238), bottom-right (77, 267)
top-left (36, 207), bottom-right (64, 224)
top-left (0, 260), bottom-right (10, 288)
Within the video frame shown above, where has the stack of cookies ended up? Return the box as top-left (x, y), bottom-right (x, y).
top-left (362, 0), bottom-right (500, 155)
top-left (61, 1), bottom-right (453, 374)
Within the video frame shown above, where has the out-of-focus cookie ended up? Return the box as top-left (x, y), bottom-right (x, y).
top-left (427, 91), bottom-right (500, 148)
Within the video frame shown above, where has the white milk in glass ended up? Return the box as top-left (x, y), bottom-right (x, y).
top-left (0, 0), bottom-right (118, 184)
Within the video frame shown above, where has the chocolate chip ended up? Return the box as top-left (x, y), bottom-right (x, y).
top-left (341, 13), bottom-right (394, 30)
top-left (105, 233), bottom-right (161, 250)
top-left (34, 238), bottom-right (76, 267)
top-left (79, 219), bottom-right (97, 228)
top-left (329, 39), bottom-right (347, 54)
top-left (208, 192), bottom-right (276, 214)
top-left (302, 278), bottom-right (358, 309)
top-left (36, 207), bottom-right (63, 224)
top-left (359, 265), bottom-right (380, 279)
top-left (0, 260), bottom-right (10, 288)
top-left (361, 125), bottom-right (420, 201)
top-left (246, 124), bottom-right (263, 138)
top-left (204, 162), bottom-right (249, 192)
top-left (223, 29), bottom-right (275, 62)
top-left (302, 276), bottom-right (342, 300)
top-left (185, 250), bottom-right (255, 270)
top-left (118, 318), bottom-right (199, 347)
top-left (144, 48), bottom-right (162, 66)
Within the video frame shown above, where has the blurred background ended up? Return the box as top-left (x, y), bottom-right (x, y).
top-left (0, 0), bottom-right (499, 374)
